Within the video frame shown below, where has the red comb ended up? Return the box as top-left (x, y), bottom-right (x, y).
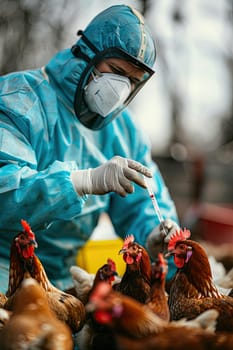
top-left (168, 228), bottom-right (191, 251)
top-left (107, 258), bottom-right (116, 271)
top-left (21, 219), bottom-right (32, 233)
top-left (122, 234), bottom-right (134, 249)
top-left (20, 219), bottom-right (35, 239)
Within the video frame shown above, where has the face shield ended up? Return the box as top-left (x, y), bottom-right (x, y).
top-left (72, 42), bottom-right (155, 130)
top-left (71, 5), bottom-right (156, 130)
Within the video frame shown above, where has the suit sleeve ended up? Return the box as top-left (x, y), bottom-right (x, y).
top-left (0, 113), bottom-right (85, 231)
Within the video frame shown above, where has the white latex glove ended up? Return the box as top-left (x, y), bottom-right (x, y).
top-left (71, 156), bottom-right (152, 197)
top-left (146, 218), bottom-right (180, 259)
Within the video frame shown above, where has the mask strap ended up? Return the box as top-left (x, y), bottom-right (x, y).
top-left (128, 6), bottom-right (147, 61)
top-left (90, 68), bottom-right (102, 82)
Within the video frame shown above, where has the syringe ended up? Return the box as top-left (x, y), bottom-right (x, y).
top-left (144, 176), bottom-right (167, 237)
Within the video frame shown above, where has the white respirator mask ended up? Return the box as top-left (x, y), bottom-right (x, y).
top-left (84, 69), bottom-right (131, 117)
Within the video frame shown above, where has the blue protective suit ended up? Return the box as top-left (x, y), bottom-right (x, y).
top-left (0, 5), bottom-right (178, 293)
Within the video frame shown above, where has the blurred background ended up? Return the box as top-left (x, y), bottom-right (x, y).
top-left (1, 0), bottom-right (233, 243)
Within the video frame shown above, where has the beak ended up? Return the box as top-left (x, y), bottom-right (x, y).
top-left (30, 239), bottom-right (38, 248)
top-left (118, 248), bottom-right (126, 255)
top-left (164, 249), bottom-right (175, 258)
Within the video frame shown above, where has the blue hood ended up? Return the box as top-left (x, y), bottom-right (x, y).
top-left (77, 4), bottom-right (156, 67)
top-left (45, 5), bottom-right (156, 129)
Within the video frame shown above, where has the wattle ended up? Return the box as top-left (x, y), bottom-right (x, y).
top-left (174, 255), bottom-right (185, 268)
top-left (124, 253), bottom-right (134, 265)
top-left (94, 310), bottom-right (112, 324)
top-left (22, 246), bottom-right (34, 259)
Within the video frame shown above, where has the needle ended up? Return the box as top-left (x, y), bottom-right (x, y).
top-left (144, 176), bottom-right (167, 238)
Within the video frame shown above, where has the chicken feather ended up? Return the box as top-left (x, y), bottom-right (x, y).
top-left (166, 229), bottom-right (233, 332)
top-left (0, 278), bottom-right (73, 350)
top-left (4, 220), bottom-right (86, 333)
top-left (114, 234), bottom-right (152, 304)
top-left (86, 281), bottom-right (233, 350)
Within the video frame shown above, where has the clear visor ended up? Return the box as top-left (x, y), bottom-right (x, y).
top-left (73, 46), bottom-right (155, 130)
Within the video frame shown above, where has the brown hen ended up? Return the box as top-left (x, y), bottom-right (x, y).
top-left (166, 228), bottom-right (233, 332)
top-left (0, 278), bottom-right (73, 350)
top-left (86, 282), bottom-right (233, 350)
top-left (91, 259), bottom-right (118, 294)
top-left (113, 234), bottom-right (152, 304)
top-left (75, 258), bottom-right (118, 350)
top-left (4, 219), bottom-right (86, 333)
top-left (146, 252), bottom-right (170, 321)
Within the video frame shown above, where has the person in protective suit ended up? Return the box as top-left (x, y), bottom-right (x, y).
top-left (0, 5), bottom-right (179, 293)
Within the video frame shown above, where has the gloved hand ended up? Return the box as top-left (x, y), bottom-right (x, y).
top-left (146, 218), bottom-right (180, 260)
top-left (71, 156), bottom-right (152, 197)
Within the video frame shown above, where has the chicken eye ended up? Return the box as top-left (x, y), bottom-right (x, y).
top-left (17, 234), bottom-right (26, 242)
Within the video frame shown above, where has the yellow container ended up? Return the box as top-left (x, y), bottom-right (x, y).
top-left (76, 238), bottom-right (125, 276)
